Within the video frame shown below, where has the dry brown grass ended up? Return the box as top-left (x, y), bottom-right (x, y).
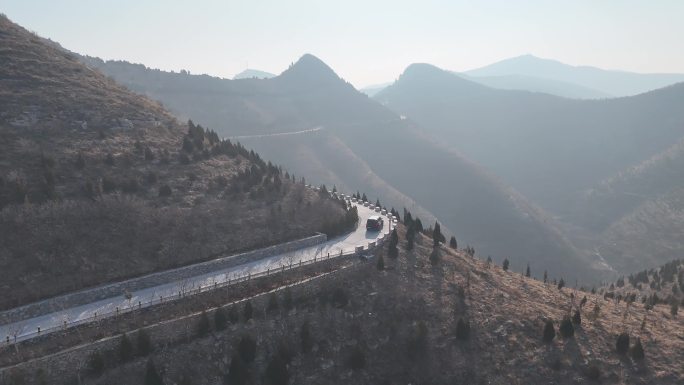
top-left (67, 226), bottom-right (683, 385)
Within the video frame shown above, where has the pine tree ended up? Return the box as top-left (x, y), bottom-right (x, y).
top-left (502, 258), bottom-right (510, 271)
top-left (137, 329), bottom-right (153, 356)
top-left (243, 300), bottom-right (253, 322)
top-left (631, 337), bottom-right (645, 360)
top-left (145, 359), bottom-right (164, 385)
top-left (197, 311), bottom-right (210, 337)
top-left (119, 333), bottom-right (133, 363)
top-left (525, 264), bottom-right (531, 278)
top-left (543, 270), bottom-right (548, 284)
top-left (432, 222), bottom-right (445, 246)
top-left (559, 317), bottom-right (574, 338)
top-left (455, 318), bottom-right (471, 340)
top-left (572, 310), bottom-right (582, 326)
top-left (557, 278), bottom-right (565, 290)
top-left (616, 333), bottom-right (630, 355)
top-left (449, 236), bottom-right (457, 249)
top-left (376, 254), bottom-right (385, 270)
top-left (543, 320), bottom-right (556, 343)
top-left (215, 308), bottom-right (228, 331)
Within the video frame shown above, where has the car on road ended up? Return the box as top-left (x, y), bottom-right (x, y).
top-left (366, 215), bottom-right (384, 231)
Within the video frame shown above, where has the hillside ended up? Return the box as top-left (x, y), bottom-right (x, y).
top-left (0, 15), bottom-right (350, 310)
top-left (466, 54), bottom-right (684, 97)
top-left (22, 227), bottom-right (681, 385)
top-left (75, 53), bottom-right (602, 282)
top-left (376, 63), bottom-right (684, 273)
top-left (462, 73), bottom-right (612, 99)
top-left (233, 69), bottom-right (275, 80)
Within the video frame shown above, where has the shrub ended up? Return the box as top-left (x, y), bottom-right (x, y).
top-left (104, 153), bottom-right (115, 166)
top-left (559, 317), bottom-right (574, 338)
top-left (543, 320), bottom-right (556, 343)
top-left (572, 310), bottom-right (582, 326)
top-left (455, 318), bottom-right (471, 341)
top-left (264, 355), bottom-right (289, 385)
top-left (238, 335), bottom-right (257, 363)
top-left (144, 147), bottom-right (155, 161)
top-left (119, 333), bottom-right (133, 363)
top-left (616, 333), bottom-right (630, 355)
top-left (137, 329), bottom-right (153, 356)
top-left (585, 364), bottom-right (601, 381)
top-left (243, 301), bottom-right (253, 322)
top-left (145, 359), bottom-right (164, 385)
top-left (346, 346), bottom-right (366, 370)
top-left (630, 337), bottom-right (645, 360)
top-left (215, 308), bottom-right (228, 331)
top-left (88, 351), bottom-right (105, 377)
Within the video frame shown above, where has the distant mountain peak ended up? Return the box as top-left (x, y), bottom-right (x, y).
top-left (276, 53), bottom-right (346, 89)
top-left (233, 68), bottom-right (275, 80)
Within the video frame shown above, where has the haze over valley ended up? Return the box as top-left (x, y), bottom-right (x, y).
top-left (1, 2), bottom-right (683, 384)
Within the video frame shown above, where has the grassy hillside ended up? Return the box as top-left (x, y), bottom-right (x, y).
top-left (56, 227), bottom-right (683, 385)
top-left (75, 54), bottom-right (602, 282)
top-left (0, 15), bottom-right (351, 310)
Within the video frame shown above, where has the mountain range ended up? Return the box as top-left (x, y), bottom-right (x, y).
top-left (79, 53), bottom-right (600, 282)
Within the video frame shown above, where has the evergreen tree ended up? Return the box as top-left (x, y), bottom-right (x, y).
top-left (559, 317), bottom-right (574, 338)
top-left (361, 193), bottom-right (367, 202)
top-left (119, 333), bottom-right (133, 363)
top-left (243, 300), bottom-right (253, 322)
top-left (376, 254), bottom-right (385, 270)
top-left (301, 321), bottom-right (314, 354)
top-left (572, 310), bottom-right (582, 326)
top-left (449, 236), bottom-right (458, 249)
top-left (525, 264), bottom-right (531, 278)
top-left (264, 355), bottom-right (289, 385)
top-left (616, 333), bottom-right (630, 355)
top-left (455, 318), bottom-right (471, 340)
top-left (197, 311), bottom-right (210, 337)
top-left (543, 270), bottom-right (548, 284)
top-left (432, 221), bottom-right (445, 245)
top-left (215, 308), bottom-right (228, 331)
top-left (543, 320), bottom-right (556, 343)
top-left (238, 335), bottom-right (257, 363)
top-left (502, 258), bottom-right (510, 271)
top-left (145, 359), bottom-right (164, 385)
top-left (557, 278), bottom-right (565, 290)
top-left (137, 329), bottom-right (153, 356)
top-left (631, 337), bottom-right (645, 360)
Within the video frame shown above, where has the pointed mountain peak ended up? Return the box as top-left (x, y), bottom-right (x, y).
top-left (277, 54), bottom-right (343, 87)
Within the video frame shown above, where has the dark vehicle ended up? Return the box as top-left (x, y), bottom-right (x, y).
top-left (366, 215), bottom-right (384, 231)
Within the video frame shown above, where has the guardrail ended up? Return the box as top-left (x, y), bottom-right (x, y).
top-left (2, 192), bottom-right (396, 347)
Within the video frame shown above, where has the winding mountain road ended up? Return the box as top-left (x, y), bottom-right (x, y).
top-left (0, 200), bottom-right (393, 345)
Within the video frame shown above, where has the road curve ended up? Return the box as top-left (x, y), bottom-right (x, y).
top-left (0, 200), bottom-right (393, 344)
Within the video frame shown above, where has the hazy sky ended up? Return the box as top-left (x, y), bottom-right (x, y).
top-left (3, 0), bottom-right (683, 87)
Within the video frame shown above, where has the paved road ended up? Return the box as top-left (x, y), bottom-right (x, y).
top-left (0, 201), bottom-right (393, 344)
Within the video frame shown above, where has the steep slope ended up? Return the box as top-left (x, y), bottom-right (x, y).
top-left (466, 54), bottom-right (684, 97)
top-left (0, 16), bottom-right (350, 310)
top-left (25, 229), bottom-right (681, 385)
top-left (376, 63), bottom-right (684, 217)
top-left (78, 54), bottom-right (602, 282)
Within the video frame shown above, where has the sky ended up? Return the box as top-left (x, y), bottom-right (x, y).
top-left (3, 0), bottom-right (684, 88)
